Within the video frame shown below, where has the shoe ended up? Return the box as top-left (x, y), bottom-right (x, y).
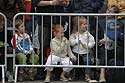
top-left (85, 77), bottom-right (91, 82)
top-left (18, 71), bottom-right (23, 82)
top-left (85, 75), bottom-right (91, 82)
top-left (68, 77), bottom-right (72, 81)
top-left (60, 71), bottom-right (68, 82)
top-left (99, 78), bottom-right (106, 83)
top-left (44, 76), bottom-right (50, 83)
top-left (89, 80), bottom-right (98, 83)
top-left (60, 77), bottom-right (68, 82)
top-left (29, 70), bottom-right (34, 81)
top-left (44, 70), bottom-right (51, 83)
top-left (44, 79), bottom-right (50, 83)
top-left (99, 75), bottom-right (106, 83)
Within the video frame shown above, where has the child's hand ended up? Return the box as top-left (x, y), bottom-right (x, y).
top-left (71, 56), bottom-right (77, 61)
top-left (79, 40), bottom-right (85, 46)
top-left (59, 0), bottom-right (70, 6)
top-left (28, 50), bottom-right (33, 54)
top-left (37, 49), bottom-right (40, 55)
top-left (62, 37), bottom-right (67, 45)
top-left (99, 38), bottom-right (106, 44)
top-left (71, 34), bottom-right (76, 39)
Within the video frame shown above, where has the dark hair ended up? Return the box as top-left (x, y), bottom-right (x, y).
top-left (111, 5), bottom-right (119, 13)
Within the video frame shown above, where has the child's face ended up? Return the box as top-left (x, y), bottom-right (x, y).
top-left (18, 23), bottom-right (25, 34)
top-left (80, 19), bottom-right (87, 32)
top-left (55, 26), bottom-right (64, 39)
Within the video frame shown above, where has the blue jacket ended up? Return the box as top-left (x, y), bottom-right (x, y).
top-left (12, 32), bottom-right (33, 53)
top-left (99, 18), bottom-right (123, 41)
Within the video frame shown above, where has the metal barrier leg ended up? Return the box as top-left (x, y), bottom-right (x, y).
top-left (14, 66), bottom-right (18, 83)
top-left (2, 66), bottom-right (5, 83)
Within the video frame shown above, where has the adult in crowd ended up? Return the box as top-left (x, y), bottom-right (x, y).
top-left (0, 0), bottom-right (25, 82)
top-left (0, 15), bottom-right (13, 82)
top-left (0, 0), bottom-right (25, 27)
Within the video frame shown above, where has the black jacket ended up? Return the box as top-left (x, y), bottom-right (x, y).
top-left (31, 0), bottom-right (67, 26)
top-left (0, 0), bottom-right (25, 27)
top-left (66, 0), bottom-right (104, 13)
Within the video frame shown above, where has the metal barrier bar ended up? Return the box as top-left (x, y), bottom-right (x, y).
top-left (13, 13), bottom-right (125, 16)
top-left (13, 13), bottom-right (125, 82)
top-left (2, 65), bottom-right (5, 83)
top-left (0, 12), bottom-right (7, 83)
top-left (14, 64), bottom-right (125, 68)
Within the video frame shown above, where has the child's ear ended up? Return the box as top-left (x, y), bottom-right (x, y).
top-left (53, 32), bottom-right (56, 37)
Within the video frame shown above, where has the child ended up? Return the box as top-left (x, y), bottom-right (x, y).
top-left (11, 19), bottom-right (39, 82)
top-left (44, 24), bottom-right (76, 83)
top-left (69, 16), bottom-right (95, 82)
top-left (98, 5), bottom-right (123, 82)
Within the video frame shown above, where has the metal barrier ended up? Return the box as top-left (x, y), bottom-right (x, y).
top-left (0, 12), bottom-right (7, 83)
top-left (13, 13), bottom-right (125, 82)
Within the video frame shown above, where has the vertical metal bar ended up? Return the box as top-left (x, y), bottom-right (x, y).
top-left (4, 13), bottom-right (7, 71)
top-left (123, 18), bottom-right (125, 66)
top-left (14, 66), bottom-right (18, 83)
top-left (13, 14), bottom-right (16, 74)
top-left (105, 16), bottom-right (108, 66)
top-left (41, 15), bottom-right (43, 65)
top-left (114, 16), bottom-right (117, 66)
top-left (69, 16), bottom-right (71, 65)
top-left (2, 65), bottom-right (5, 83)
top-left (60, 16), bottom-right (62, 65)
top-left (13, 13), bottom-right (16, 79)
top-left (23, 16), bottom-right (25, 65)
top-left (78, 16), bottom-right (80, 65)
top-left (87, 16), bottom-right (89, 66)
top-left (96, 16), bottom-right (99, 66)
top-left (51, 16), bottom-right (53, 65)
top-left (32, 15), bottom-right (35, 65)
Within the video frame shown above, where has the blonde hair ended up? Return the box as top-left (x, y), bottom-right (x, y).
top-left (72, 16), bottom-right (86, 34)
top-left (15, 19), bottom-right (23, 29)
top-left (52, 24), bottom-right (64, 36)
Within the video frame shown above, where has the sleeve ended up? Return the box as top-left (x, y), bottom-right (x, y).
top-left (67, 0), bottom-right (93, 13)
top-left (76, 0), bottom-right (93, 13)
top-left (32, 0), bottom-right (41, 7)
top-left (11, 35), bottom-right (16, 49)
top-left (64, 1), bottom-right (73, 13)
top-left (24, 0), bottom-right (31, 20)
top-left (84, 32), bottom-right (95, 49)
top-left (91, 0), bottom-right (104, 11)
top-left (67, 41), bottom-right (75, 58)
top-left (69, 34), bottom-right (79, 46)
top-left (27, 35), bottom-right (33, 51)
